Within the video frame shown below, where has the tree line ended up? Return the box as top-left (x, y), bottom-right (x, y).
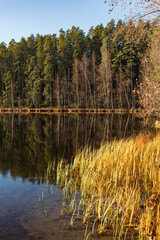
top-left (0, 19), bottom-right (158, 109)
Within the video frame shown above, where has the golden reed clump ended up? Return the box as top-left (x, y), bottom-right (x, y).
top-left (53, 133), bottom-right (160, 239)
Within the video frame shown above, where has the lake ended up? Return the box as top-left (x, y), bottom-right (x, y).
top-left (0, 113), bottom-right (143, 240)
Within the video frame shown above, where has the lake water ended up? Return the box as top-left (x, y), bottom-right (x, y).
top-left (0, 114), bottom-right (143, 240)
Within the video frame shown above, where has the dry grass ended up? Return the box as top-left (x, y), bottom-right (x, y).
top-left (52, 133), bottom-right (160, 239)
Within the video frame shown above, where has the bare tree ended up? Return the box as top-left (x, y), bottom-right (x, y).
top-left (80, 52), bottom-right (93, 108)
top-left (105, 0), bottom-right (160, 19)
top-left (91, 51), bottom-right (98, 107)
top-left (98, 41), bottom-right (113, 108)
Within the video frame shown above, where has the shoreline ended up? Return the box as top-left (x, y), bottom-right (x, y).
top-left (0, 108), bottom-right (141, 114)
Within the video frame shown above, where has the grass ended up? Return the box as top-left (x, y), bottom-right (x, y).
top-left (49, 133), bottom-right (160, 239)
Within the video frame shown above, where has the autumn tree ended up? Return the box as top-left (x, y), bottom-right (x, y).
top-left (138, 22), bottom-right (160, 116)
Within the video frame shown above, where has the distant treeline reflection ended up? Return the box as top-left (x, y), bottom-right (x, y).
top-left (0, 114), bottom-right (143, 182)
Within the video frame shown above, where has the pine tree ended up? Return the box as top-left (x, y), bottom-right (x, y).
top-left (0, 42), bottom-right (7, 104)
top-left (36, 34), bottom-right (45, 105)
top-left (36, 34), bottom-right (45, 75)
top-left (65, 30), bottom-right (73, 107)
top-left (72, 58), bottom-right (80, 107)
top-left (43, 35), bottom-right (57, 106)
top-left (71, 26), bottom-right (85, 60)
top-left (6, 40), bottom-right (16, 106)
top-left (32, 66), bottom-right (42, 107)
top-left (14, 37), bottom-right (28, 106)
top-left (3, 71), bottom-right (14, 107)
top-left (70, 27), bottom-right (85, 107)
top-left (92, 24), bottom-right (104, 65)
top-left (25, 56), bottom-right (36, 107)
top-left (43, 53), bottom-right (54, 106)
top-left (57, 29), bottom-right (67, 107)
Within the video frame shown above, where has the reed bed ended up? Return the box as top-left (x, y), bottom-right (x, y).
top-left (53, 133), bottom-right (160, 239)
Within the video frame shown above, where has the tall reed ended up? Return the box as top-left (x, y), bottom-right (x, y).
top-left (53, 133), bottom-right (160, 239)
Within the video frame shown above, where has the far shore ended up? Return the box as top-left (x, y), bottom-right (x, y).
top-left (0, 107), bottom-right (145, 114)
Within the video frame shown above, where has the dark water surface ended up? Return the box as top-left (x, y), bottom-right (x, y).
top-left (0, 114), bottom-right (143, 240)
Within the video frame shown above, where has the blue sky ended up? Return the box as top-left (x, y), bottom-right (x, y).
top-left (0, 0), bottom-right (127, 44)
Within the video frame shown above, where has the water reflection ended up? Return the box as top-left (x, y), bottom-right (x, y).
top-left (0, 114), bottom-right (142, 181)
top-left (0, 114), bottom-right (142, 240)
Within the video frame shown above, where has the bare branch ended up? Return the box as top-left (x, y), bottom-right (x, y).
top-left (105, 0), bottom-right (160, 20)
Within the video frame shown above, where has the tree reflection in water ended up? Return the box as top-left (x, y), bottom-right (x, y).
top-left (0, 114), bottom-right (143, 182)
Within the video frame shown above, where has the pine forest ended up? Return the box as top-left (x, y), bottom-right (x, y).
top-left (0, 18), bottom-right (159, 112)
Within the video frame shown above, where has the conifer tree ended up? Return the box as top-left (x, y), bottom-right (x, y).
top-left (25, 56), bottom-right (36, 107)
top-left (3, 71), bottom-right (14, 107)
top-left (0, 42), bottom-right (7, 104)
top-left (65, 30), bottom-right (73, 107)
top-left (72, 58), bottom-right (80, 107)
top-left (6, 40), bottom-right (16, 106)
top-left (35, 34), bottom-right (45, 105)
top-left (43, 35), bottom-right (57, 106)
top-left (14, 37), bottom-right (28, 106)
top-left (27, 35), bottom-right (37, 58)
top-left (57, 29), bottom-right (67, 107)
top-left (92, 24), bottom-right (104, 65)
top-left (32, 66), bottom-right (42, 107)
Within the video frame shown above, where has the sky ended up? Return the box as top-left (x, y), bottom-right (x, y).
top-left (0, 0), bottom-right (128, 44)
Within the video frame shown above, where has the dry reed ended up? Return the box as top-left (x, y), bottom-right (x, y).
top-left (51, 133), bottom-right (160, 239)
